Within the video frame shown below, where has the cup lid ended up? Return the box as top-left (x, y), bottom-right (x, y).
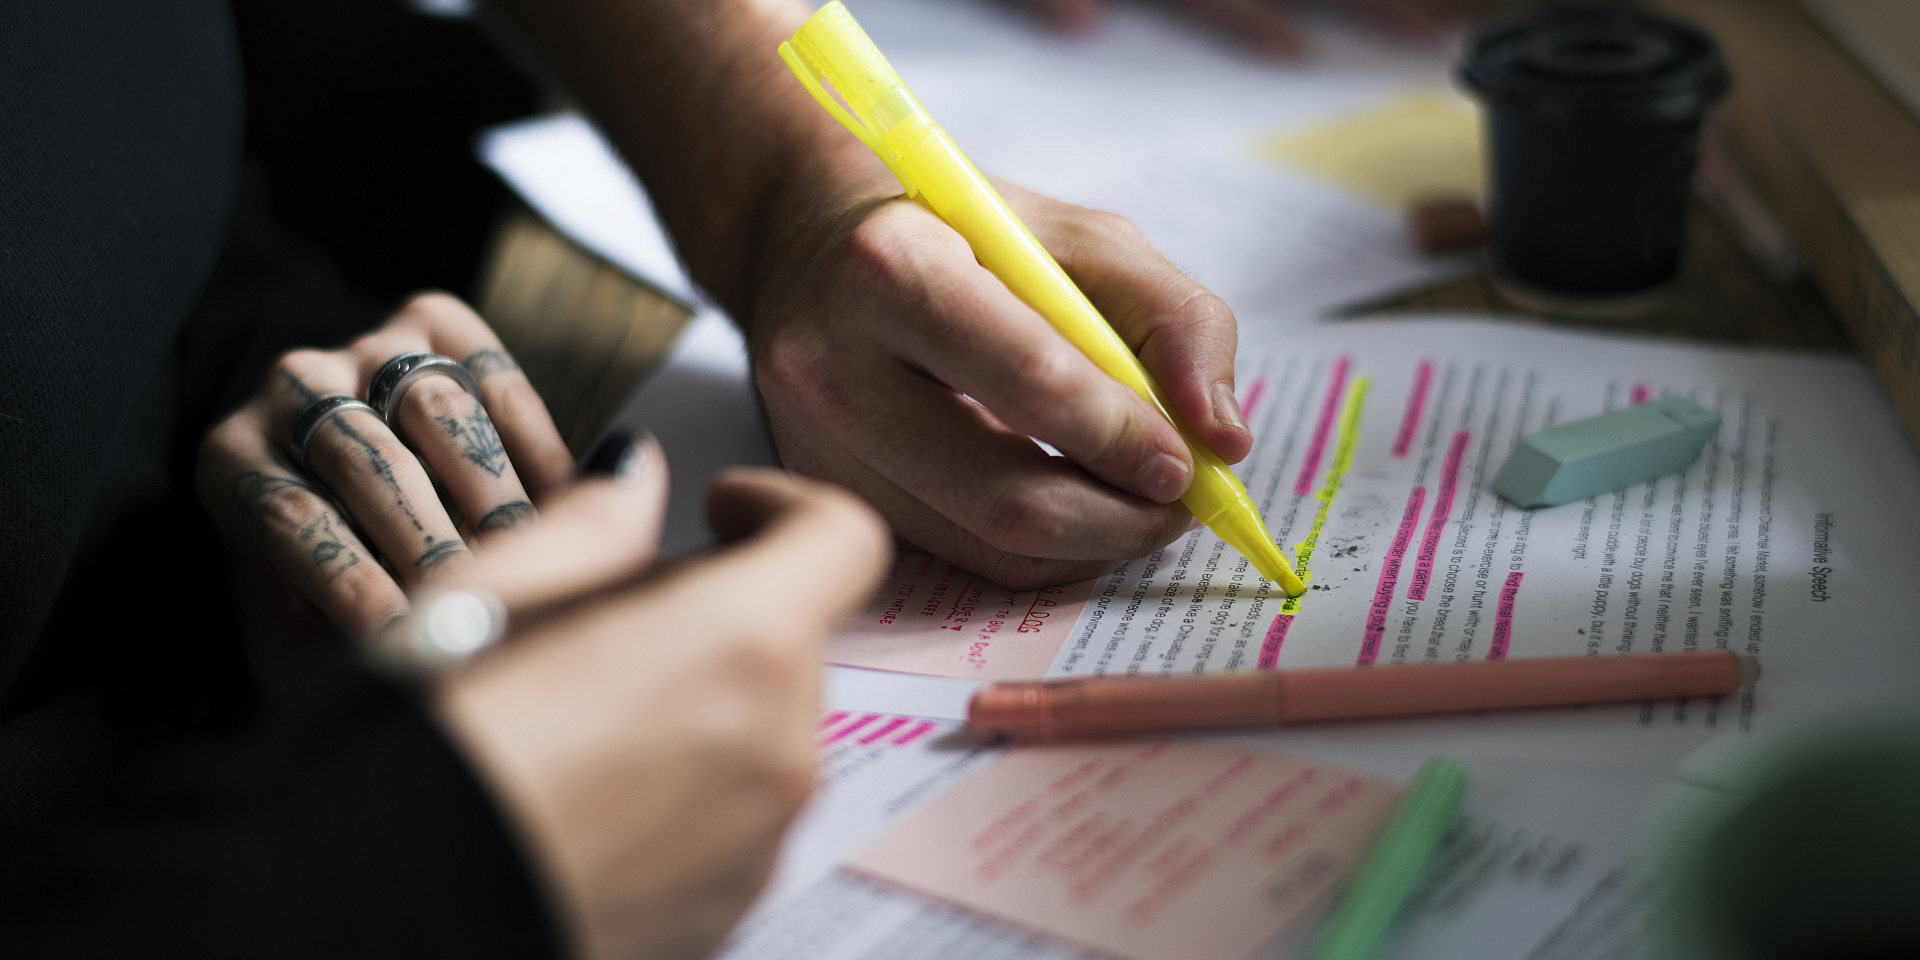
top-left (1460, 11), bottom-right (1730, 122)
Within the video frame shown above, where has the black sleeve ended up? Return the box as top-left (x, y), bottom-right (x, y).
top-left (0, 658), bottom-right (565, 960)
top-left (3, 5), bottom-right (565, 953)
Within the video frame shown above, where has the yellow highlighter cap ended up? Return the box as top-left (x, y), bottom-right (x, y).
top-left (779, 2), bottom-right (934, 196)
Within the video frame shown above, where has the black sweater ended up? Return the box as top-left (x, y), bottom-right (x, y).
top-left (0, 1), bottom-right (560, 954)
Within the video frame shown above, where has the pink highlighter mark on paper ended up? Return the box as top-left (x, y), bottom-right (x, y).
top-left (859, 716), bottom-right (912, 745)
top-left (1488, 572), bottom-right (1524, 660)
top-left (892, 720), bottom-right (938, 747)
top-left (1358, 488), bottom-right (1426, 666)
top-left (849, 742), bottom-right (1400, 960)
top-left (1240, 379), bottom-right (1267, 418)
top-left (822, 713), bottom-right (880, 745)
top-left (1391, 361), bottom-right (1433, 458)
top-left (1258, 614), bottom-right (1294, 669)
top-left (1294, 357), bottom-right (1352, 496)
top-left (1408, 431), bottom-right (1470, 601)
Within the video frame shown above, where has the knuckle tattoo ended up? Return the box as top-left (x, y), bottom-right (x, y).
top-left (477, 500), bottom-right (534, 532)
top-left (462, 348), bottom-right (520, 380)
top-left (273, 363), bottom-right (322, 404)
top-left (434, 408), bottom-right (509, 479)
top-left (413, 536), bottom-right (467, 575)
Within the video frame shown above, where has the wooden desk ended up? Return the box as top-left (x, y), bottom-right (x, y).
top-left (1353, 201), bottom-right (1851, 351)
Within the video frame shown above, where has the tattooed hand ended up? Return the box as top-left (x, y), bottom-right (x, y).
top-left (198, 293), bottom-right (574, 640)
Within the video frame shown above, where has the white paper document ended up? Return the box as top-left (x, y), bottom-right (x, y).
top-left (1043, 319), bottom-right (1920, 736)
top-left (836, 317), bottom-right (1920, 744)
top-left (787, 316), bottom-right (1920, 960)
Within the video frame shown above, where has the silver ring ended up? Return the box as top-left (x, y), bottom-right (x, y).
top-left (366, 589), bottom-right (508, 681)
top-left (291, 396), bottom-right (381, 470)
top-left (366, 352), bottom-right (480, 426)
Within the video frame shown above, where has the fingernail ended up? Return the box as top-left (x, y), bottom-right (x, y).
top-left (582, 429), bottom-right (656, 482)
top-left (1134, 452), bottom-right (1191, 503)
top-left (1212, 382), bottom-right (1249, 435)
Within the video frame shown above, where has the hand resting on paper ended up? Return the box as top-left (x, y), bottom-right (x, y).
top-left (1019, 0), bottom-right (1475, 57)
top-left (435, 459), bottom-right (889, 960)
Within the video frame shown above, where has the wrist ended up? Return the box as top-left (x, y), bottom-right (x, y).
top-left (736, 135), bottom-right (901, 331)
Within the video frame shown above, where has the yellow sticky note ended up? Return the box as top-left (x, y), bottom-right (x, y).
top-left (1258, 92), bottom-right (1484, 209)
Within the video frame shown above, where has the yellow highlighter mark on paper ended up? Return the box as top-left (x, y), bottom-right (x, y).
top-left (1283, 377), bottom-right (1370, 615)
top-left (1258, 93), bottom-right (1483, 209)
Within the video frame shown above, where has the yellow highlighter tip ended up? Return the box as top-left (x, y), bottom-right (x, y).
top-left (1208, 506), bottom-right (1306, 597)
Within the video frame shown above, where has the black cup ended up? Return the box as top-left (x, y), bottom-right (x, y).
top-left (1460, 11), bottom-right (1730, 297)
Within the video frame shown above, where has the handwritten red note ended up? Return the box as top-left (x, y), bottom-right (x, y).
top-left (848, 741), bottom-right (1400, 960)
top-left (831, 551), bottom-right (1093, 680)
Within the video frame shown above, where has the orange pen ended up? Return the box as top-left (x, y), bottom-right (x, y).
top-left (968, 650), bottom-right (1758, 736)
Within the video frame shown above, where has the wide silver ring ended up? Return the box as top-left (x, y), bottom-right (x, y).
top-left (291, 396), bottom-right (381, 470)
top-left (366, 589), bottom-right (508, 681)
top-left (366, 352), bottom-right (480, 427)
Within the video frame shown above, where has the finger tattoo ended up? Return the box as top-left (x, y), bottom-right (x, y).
top-left (278, 368), bottom-right (321, 403)
top-left (414, 536), bottom-right (467, 574)
top-left (463, 348), bottom-right (520, 380)
top-left (327, 413), bottom-right (425, 532)
top-left (435, 409), bottom-right (509, 478)
top-left (477, 500), bottom-right (535, 532)
top-left (299, 513), bottom-right (363, 583)
top-left (231, 470), bottom-right (364, 582)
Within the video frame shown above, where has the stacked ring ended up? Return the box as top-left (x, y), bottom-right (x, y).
top-left (367, 352), bottom-right (480, 426)
top-left (290, 395), bottom-right (382, 470)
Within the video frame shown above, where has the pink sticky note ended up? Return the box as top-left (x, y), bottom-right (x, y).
top-left (848, 741), bottom-right (1401, 960)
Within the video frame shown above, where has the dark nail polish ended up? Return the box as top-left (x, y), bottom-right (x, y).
top-left (582, 429), bottom-right (653, 480)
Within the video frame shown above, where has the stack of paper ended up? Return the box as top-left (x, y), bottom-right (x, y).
top-left (777, 317), bottom-right (1920, 960)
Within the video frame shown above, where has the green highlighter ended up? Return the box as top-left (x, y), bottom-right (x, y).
top-left (1304, 757), bottom-right (1469, 960)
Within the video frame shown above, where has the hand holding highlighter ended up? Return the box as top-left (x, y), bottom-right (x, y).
top-left (777, 2), bottom-right (1306, 597)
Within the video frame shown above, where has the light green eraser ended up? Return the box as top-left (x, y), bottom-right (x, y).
top-left (1491, 395), bottom-right (1720, 508)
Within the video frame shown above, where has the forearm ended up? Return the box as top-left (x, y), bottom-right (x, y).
top-left (486, 0), bottom-right (887, 319)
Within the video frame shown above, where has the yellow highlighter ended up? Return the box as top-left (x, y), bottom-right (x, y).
top-left (779, 2), bottom-right (1305, 598)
